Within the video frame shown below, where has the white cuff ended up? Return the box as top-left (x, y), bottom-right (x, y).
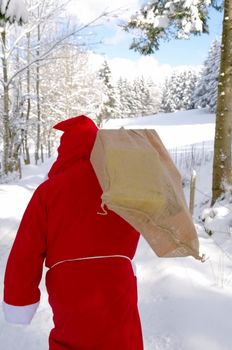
top-left (2, 301), bottom-right (39, 325)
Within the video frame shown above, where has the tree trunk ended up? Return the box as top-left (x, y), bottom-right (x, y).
top-left (35, 20), bottom-right (41, 165)
top-left (12, 47), bottom-right (23, 170)
top-left (212, 0), bottom-right (232, 204)
top-left (48, 140), bottom-right (51, 158)
top-left (24, 32), bottom-right (31, 165)
top-left (40, 144), bottom-right (44, 163)
top-left (1, 28), bottom-right (10, 174)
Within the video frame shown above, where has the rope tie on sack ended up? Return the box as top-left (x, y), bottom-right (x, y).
top-left (97, 202), bottom-right (108, 215)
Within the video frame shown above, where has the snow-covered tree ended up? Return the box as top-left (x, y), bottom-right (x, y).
top-left (161, 72), bottom-right (177, 112)
top-left (145, 77), bottom-right (161, 114)
top-left (161, 68), bottom-right (199, 112)
top-left (133, 76), bottom-right (160, 116)
top-left (113, 76), bottom-right (160, 118)
top-left (0, 0), bottom-right (28, 25)
top-left (0, 0), bottom-right (110, 176)
top-left (114, 78), bottom-right (133, 118)
top-left (183, 69), bottom-right (199, 109)
top-left (39, 45), bottom-right (105, 130)
top-left (193, 39), bottom-right (221, 113)
top-left (97, 60), bottom-right (116, 126)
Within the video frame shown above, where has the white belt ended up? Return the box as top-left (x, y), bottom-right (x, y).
top-left (49, 254), bottom-right (132, 270)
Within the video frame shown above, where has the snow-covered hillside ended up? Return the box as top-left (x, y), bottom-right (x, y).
top-left (1, 109), bottom-right (232, 350)
top-left (103, 108), bottom-right (215, 148)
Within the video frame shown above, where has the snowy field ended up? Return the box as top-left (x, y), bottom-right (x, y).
top-left (1, 109), bottom-right (232, 350)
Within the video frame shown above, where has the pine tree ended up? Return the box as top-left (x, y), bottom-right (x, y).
top-left (133, 76), bottom-right (160, 116)
top-left (97, 60), bottom-right (116, 126)
top-left (182, 70), bottom-right (199, 110)
top-left (161, 69), bottom-right (198, 112)
top-left (114, 76), bottom-right (160, 119)
top-left (146, 77), bottom-right (161, 114)
top-left (160, 77), bottom-right (172, 113)
top-left (193, 39), bottom-right (221, 112)
top-left (114, 78), bottom-right (133, 118)
top-left (133, 77), bottom-right (146, 116)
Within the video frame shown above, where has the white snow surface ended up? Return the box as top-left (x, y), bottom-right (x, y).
top-left (1, 109), bottom-right (232, 350)
top-left (103, 108), bottom-right (215, 148)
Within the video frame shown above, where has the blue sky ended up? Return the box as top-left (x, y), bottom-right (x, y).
top-left (93, 7), bottom-right (223, 66)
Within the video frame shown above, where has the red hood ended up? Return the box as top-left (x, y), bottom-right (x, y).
top-left (48, 115), bottom-right (98, 178)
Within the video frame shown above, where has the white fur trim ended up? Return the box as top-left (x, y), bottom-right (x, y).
top-left (2, 301), bottom-right (39, 325)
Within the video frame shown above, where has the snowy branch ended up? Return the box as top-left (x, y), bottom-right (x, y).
top-left (126, 0), bottom-right (216, 54)
top-left (7, 10), bottom-right (112, 86)
top-left (0, 0), bottom-right (28, 25)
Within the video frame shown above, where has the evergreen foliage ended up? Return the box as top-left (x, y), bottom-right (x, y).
top-left (161, 69), bottom-right (199, 112)
top-left (114, 76), bottom-right (161, 118)
top-left (97, 60), bottom-right (116, 126)
top-left (125, 0), bottom-right (223, 55)
top-left (193, 39), bottom-right (221, 112)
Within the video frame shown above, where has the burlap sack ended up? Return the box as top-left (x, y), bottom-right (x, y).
top-left (90, 128), bottom-right (203, 261)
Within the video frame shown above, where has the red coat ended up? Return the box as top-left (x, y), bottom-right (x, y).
top-left (3, 115), bottom-right (144, 350)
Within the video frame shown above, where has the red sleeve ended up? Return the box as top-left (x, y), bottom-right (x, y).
top-left (4, 184), bottom-right (47, 308)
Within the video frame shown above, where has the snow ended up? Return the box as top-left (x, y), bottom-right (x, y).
top-left (1, 108), bottom-right (232, 350)
top-left (133, 0), bottom-right (210, 41)
top-left (0, 0), bottom-right (28, 24)
top-left (145, 11), bottom-right (170, 28)
top-left (103, 108), bottom-right (215, 148)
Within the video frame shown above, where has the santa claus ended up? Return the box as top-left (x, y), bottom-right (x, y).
top-left (3, 115), bottom-right (144, 350)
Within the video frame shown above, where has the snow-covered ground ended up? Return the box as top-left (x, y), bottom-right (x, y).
top-left (103, 108), bottom-right (215, 148)
top-left (1, 109), bottom-right (232, 350)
